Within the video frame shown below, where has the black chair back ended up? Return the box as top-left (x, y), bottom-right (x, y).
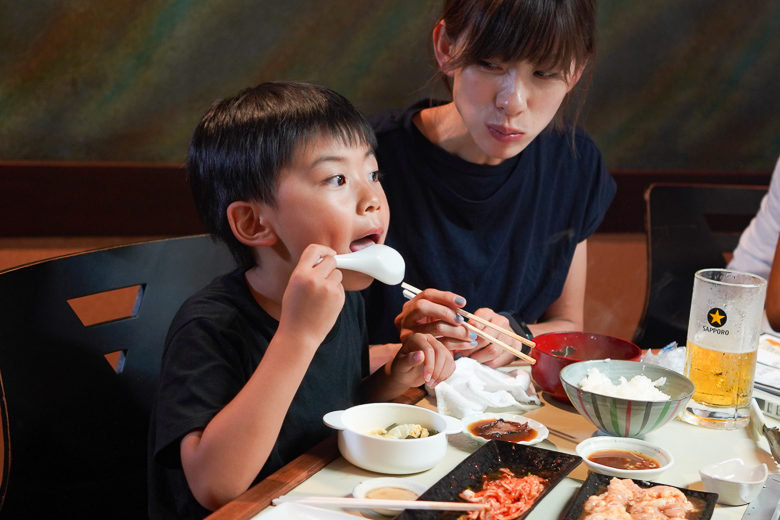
top-left (632, 183), bottom-right (767, 350)
top-left (0, 235), bottom-right (235, 518)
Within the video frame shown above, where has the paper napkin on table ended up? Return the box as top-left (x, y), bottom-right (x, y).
top-left (429, 357), bottom-right (540, 419)
top-left (640, 342), bottom-right (686, 374)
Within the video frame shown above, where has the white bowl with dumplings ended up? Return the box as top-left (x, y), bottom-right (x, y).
top-left (323, 403), bottom-right (462, 474)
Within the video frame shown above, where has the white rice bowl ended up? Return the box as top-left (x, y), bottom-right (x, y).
top-left (579, 367), bottom-right (671, 401)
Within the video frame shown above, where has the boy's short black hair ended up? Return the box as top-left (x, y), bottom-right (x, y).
top-left (187, 81), bottom-right (377, 267)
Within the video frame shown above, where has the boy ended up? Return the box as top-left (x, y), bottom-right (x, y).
top-left (148, 82), bottom-right (455, 519)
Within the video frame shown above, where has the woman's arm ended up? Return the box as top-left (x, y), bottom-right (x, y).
top-left (529, 239), bottom-right (587, 336)
top-left (379, 241), bottom-right (589, 369)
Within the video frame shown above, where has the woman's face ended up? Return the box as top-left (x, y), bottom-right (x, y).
top-left (435, 24), bottom-right (580, 165)
top-left (448, 58), bottom-right (577, 165)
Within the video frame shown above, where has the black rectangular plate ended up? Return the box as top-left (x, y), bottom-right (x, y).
top-left (396, 440), bottom-right (582, 520)
top-left (561, 471), bottom-right (718, 520)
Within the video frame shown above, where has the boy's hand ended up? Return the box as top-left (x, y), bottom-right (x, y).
top-left (394, 288), bottom-right (475, 351)
top-left (280, 244), bottom-right (345, 346)
top-left (390, 333), bottom-right (455, 389)
top-left (458, 309), bottom-right (518, 368)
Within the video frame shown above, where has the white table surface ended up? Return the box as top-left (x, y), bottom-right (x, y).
top-left (253, 388), bottom-right (780, 520)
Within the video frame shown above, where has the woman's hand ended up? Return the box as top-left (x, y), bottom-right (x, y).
top-left (459, 309), bottom-right (523, 368)
top-left (394, 288), bottom-right (476, 350)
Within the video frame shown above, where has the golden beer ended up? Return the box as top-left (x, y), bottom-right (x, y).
top-left (685, 341), bottom-right (757, 409)
top-left (681, 269), bottom-right (766, 430)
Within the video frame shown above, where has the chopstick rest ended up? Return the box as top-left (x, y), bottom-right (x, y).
top-left (401, 285), bottom-right (535, 365)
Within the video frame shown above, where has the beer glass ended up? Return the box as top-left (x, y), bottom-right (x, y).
top-left (681, 269), bottom-right (767, 430)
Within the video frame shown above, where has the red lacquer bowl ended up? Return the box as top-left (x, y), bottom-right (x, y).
top-left (530, 332), bottom-right (642, 403)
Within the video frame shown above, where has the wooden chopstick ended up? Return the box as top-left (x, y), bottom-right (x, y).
top-left (402, 288), bottom-right (536, 365)
top-left (272, 495), bottom-right (489, 512)
top-left (460, 321), bottom-right (534, 364)
top-left (547, 427), bottom-right (578, 442)
top-left (401, 283), bottom-right (536, 349)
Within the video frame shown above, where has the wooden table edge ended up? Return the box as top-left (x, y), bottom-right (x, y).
top-left (206, 386), bottom-right (428, 520)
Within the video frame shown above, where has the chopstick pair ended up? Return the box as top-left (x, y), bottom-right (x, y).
top-left (401, 283), bottom-right (536, 365)
top-left (272, 495), bottom-right (489, 512)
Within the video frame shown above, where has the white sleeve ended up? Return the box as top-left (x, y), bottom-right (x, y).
top-left (728, 155), bottom-right (780, 280)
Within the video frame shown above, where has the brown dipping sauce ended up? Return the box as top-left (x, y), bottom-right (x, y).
top-left (588, 449), bottom-right (660, 471)
top-left (365, 487), bottom-right (419, 501)
top-left (467, 418), bottom-right (537, 443)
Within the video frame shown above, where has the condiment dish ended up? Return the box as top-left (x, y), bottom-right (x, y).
top-left (576, 436), bottom-right (673, 480)
top-left (699, 458), bottom-right (768, 505)
top-left (352, 477), bottom-right (427, 516)
top-left (460, 412), bottom-right (549, 446)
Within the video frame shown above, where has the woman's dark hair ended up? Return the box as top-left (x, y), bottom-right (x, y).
top-left (436, 0), bottom-right (597, 129)
top-left (187, 81), bottom-right (377, 267)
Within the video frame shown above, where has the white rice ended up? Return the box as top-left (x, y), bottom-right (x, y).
top-left (579, 367), bottom-right (671, 401)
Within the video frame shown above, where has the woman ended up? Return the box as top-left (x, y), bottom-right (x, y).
top-left (364, 0), bottom-right (616, 368)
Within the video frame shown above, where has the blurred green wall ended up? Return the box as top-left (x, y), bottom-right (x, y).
top-left (1, 0), bottom-right (778, 170)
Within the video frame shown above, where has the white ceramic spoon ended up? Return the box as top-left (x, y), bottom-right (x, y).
top-left (334, 244), bottom-right (405, 285)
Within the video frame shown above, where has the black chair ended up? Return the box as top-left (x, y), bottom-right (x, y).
top-left (632, 183), bottom-right (768, 350)
top-left (0, 235), bottom-right (235, 518)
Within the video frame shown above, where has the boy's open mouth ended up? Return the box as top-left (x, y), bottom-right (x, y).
top-left (349, 233), bottom-right (380, 252)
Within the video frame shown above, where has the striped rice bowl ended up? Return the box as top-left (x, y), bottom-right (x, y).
top-left (560, 360), bottom-right (695, 438)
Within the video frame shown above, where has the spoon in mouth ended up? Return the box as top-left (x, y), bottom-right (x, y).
top-left (333, 244), bottom-right (405, 285)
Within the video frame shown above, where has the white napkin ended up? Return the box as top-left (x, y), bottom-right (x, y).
top-left (430, 357), bottom-right (540, 419)
top-left (640, 342), bottom-right (686, 374)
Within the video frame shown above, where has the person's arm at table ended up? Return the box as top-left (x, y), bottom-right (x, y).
top-left (385, 241), bottom-right (587, 368)
top-left (528, 239), bottom-right (587, 336)
top-left (765, 238), bottom-right (780, 331)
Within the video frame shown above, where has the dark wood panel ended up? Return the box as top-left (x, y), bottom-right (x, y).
top-left (602, 170), bottom-right (772, 233)
top-left (0, 161), bottom-right (203, 237)
top-left (0, 162), bottom-right (771, 236)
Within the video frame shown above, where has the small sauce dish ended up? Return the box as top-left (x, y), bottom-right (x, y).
top-left (576, 436), bottom-right (673, 480)
top-left (352, 477), bottom-right (427, 516)
top-left (460, 413), bottom-right (549, 445)
top-left (699, 458), bottom-right (768, 505)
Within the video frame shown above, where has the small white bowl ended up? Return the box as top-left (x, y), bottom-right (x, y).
top-left (699, 458), bottom-right (768, 505)
top-left (461, 413), bottom-right (549, 446)
top-left (323, 403), bottom-right (463, 474)
top-left (576, 436), bottom-right (673, 480)
top-left (352, 477), bottom-right (427, 516)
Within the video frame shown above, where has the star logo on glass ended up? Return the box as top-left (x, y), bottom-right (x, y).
top-left (707, 308), bottom-right (727, 328)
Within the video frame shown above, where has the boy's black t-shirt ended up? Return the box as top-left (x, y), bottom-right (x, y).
top-left (363, 100), bottom-right (617, 344)
top-left (148, 268), bottom-right (369, 519)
